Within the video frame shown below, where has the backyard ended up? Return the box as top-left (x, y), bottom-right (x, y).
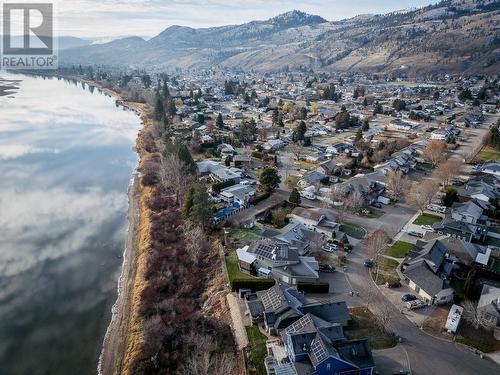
top-left (345, 307), bottom-right (398, 350)
top-left (225, 250), bottom-right (255, 282)
top-left (413, 213), bottom-right (442, 226)
top-left (386, 241), bottom-right (413, 258)
top-left (246, 325), bottom-right (268, 375)
top-left (230, 226), bottom-right (263, 245)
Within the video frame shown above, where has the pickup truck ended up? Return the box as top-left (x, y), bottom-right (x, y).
top-left (405, 299), bottom-right (427, 310)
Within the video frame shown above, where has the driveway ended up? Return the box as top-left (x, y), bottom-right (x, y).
top-left (373, 346), bottom-right (411, 375)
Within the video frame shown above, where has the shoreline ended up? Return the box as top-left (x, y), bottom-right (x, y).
top-left (98, 173), bottom-right (141, 375)
top-left (66, 76), bottom-right (150, 375)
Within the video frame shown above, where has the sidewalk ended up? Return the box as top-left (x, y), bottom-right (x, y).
top-left (227, 293), bottom-right (249, 350)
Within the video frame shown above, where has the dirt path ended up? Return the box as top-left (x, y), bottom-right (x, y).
top-left (98, 175), bottom-right (141, 375)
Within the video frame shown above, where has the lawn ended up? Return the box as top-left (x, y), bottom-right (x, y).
top-left (345, 307), bottom-right (397, 350)
top-left (413, 213), bottom-right (442, 226)
top-left (225, 250), bottom-right (255, 282)
top-left (371, 257), bottom-right (400, 285)
top-left (230, 227), bottom-right (263, 244)
top-left (246, 326), bottom-right (268, 375)
top-left (341, 222), bottom-right (366, 240)
top-left (386, 241), bottom-right (413, 258)
top-left (478, 146), bottom-right (500, 161)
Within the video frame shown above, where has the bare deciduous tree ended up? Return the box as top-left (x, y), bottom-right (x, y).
top-left (183, 351), bottom-right (236, 375)
top-left (405, 180), bottom-right (439, 214)
top-left (433, 158), bottom-right (463, 186)
top-left (462, 300), bottom-right (496, 330)
top-left (385, 170), bottom-right (410, 200)
top-left (289, 142), bottom-right (302, 161)
top-left (183, 224), bottom-right (206, 262)
top-left (328, 185), bottom-right (347, 222)
top-left (422, 140), bottom-right (447, 167)
top-left (362, 229), bottom-right (391, 283)
top-left (345, 190), bottom-right (365, 213)
top-left (373, 303), bottom-right (394, 332)
top-left (159, 153), bottom-right (193, 205)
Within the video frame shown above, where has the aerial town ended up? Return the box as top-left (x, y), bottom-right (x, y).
top-left (63, 65), bottom-right (500, 375)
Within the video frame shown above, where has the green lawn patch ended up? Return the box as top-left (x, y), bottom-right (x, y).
top-left (341, 222), bottom-right (366, 239)
top-left (246, 326), bottom-right (268, 375)
top-left (345, 307), bottom-right (397, 350)
top-left (230, 227), bottom-right (262, 244)
top-left (386, 241), bottom-right (413, 258)
top-left (224, 250), bottom-right (275, 291)
top-left (413, 213), bottom-right (442, 226)
top-left (485, 237), bottom-right (500, 247)
top-left (371, 257), bottom-right (400, 285)
top-left (478, 147), bottom-right (500, 161)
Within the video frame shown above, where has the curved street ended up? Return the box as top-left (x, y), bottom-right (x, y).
top-left (344, 204), bottom-right (500, 375)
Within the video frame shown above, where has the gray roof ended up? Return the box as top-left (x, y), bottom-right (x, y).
top-left (300, 301), bottom-right (350, 324)
top-left (250, 240), bottom-right (300, 262)
top-left (452, 201), bottom-right (483, 219)
top-left (403, 260), bottom-right (447, 296)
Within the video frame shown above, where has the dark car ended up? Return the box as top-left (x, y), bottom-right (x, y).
top-left (319, 264), bottom-right (336, 273)
top-left (451, 180), bottom-right (464, 186)
top-left (386, 281), bottom-right (402, 288)
top-left (408, 231), bottom-right (424, 238)
top-left (364, 259), bottom-right (374, 268)
top-left (401, 294), bottom-right (417, 302)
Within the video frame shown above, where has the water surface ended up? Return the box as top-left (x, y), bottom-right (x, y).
top-left (0, 74), bottom-right (141, 375)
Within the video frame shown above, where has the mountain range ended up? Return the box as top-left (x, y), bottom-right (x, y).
top-left (60, 0), bottom-right (500, 75)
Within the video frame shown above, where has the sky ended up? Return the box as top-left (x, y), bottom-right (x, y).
top-left (9, 0), bottom-right (438, 38)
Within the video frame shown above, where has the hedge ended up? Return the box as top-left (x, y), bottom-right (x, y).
top-left (253, 191), bottom-right (270, 204)
top-left (212, 179), bottom-right (236, 192)
top-left (231, 278), bottom-right (275, 292)
top-left (297, 282), bottom-right (330, 294)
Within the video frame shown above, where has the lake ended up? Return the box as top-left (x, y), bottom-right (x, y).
top-left (0, 73), bottom-right (141, 375)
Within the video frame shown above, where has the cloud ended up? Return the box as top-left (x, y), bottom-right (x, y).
top-left (0, 186), bottom-right (128, 278)
top-left (0, 144), bottom-right (60, 160)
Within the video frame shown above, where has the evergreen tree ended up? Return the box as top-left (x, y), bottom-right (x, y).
top-left (153, 92), bottom-right (165, 121)
top-left (189, 184), bottom-right (212, 231)
top-left (260, 168), bottom-right (281, 192)
top-left (216, 113), bottom-right (224, 129)
top-left (289, 188), bottom-right (301, 206)
top-left (362, 119), bottom-right (370, 131)
top-left (165, 98), bottom-right (177, 117)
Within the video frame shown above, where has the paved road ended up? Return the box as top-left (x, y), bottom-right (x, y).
top-left (345, 219), bottom-right (500, 375)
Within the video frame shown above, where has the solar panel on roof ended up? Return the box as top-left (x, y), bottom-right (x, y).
top-left (261, 288), bottom-right (283, 311)
top-left (285, 314), bottom-right (313, 334)
top-left (311, 338), bottom-right (328, 363)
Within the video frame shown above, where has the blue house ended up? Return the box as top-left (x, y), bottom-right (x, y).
top-left (280, 314), bottom-right (375, 375)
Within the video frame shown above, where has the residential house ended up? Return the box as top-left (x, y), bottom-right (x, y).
top-left (458, 174), bottom-right (500, 203)
top-left (389, 118), bottom-right (417, 131)
top-left (264, 139), bottom-right (285, 151)
top-left (197, 160), bottom-right (241, 183)
top-left (432, 217), bottom-right (482, 243)
top-left (402, 240), bottom-right (455, 304)
top-left (478, 162), bottom-right (500, 177)
top-left (220, 184), bottom-right (255, 206)
top-left (246, 285), bottom-right (350, 333)
top-left (280, 314), bottom-right (375, 375)
top-left (237, 240), bottom-right (319, 285)
top-left (442, 237), bottom-right (491, 266)
top-left (450, 201), bottom-right (484, 225)
top-left (477, 283), bottom-right (500, 340)
top-left (289, 207), bottom-right (340, 236)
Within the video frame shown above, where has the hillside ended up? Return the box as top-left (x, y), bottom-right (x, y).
top-left (60, 1), bottom-right (500, 75)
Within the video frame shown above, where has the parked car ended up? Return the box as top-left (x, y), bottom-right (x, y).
top-left (408, 231), bottom-right (424, 238)
top-left (322, 244), bottom-right (337, 252)
top-left (451, 180), bottom-right (464, 186)
top-left (406, 299), bottom-right (427, 310)
top-left (420, 225), bottom-right (433, 231)
top-left (319, 264), bottom-right (336, 273)
top-left (364, 259), bottom-right (374, 268)
top-left (401, 294), bottom-right (417, 302)
top-left (385, 281), bottom-right (402, 288)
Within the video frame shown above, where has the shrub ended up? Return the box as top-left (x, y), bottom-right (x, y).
top-left (297, 282), bottom-right (330, 294)
top-left (212, 179), bottom-right (236, 192)
top-left (231, 278), bottom-right (275, 292)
